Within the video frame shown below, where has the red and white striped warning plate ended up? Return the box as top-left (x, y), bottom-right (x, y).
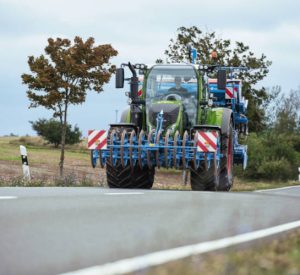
top-left (225, 87), bottom-right (238, 99)
top-left (88, 130), bottom-right (107, 150)
top-left (196, 131), bottom-right (219, 152)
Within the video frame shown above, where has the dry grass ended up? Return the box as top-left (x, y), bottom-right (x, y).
top-left (131, 229), bottom-right (300, 275)
top-left (0, 136), bottom-right (187, 188)
top-left (0, 136), bottom-right (299, 190)
top-left (232, 177), bottom-right (299, 192)
top-left (0, 136), bottom-right (105, 186)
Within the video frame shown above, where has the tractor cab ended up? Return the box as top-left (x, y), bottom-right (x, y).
top-left (145, 64), bottom-right (199, 133)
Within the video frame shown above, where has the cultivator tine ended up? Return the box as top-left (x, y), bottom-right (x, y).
top-left (204, 154), bottom-right (208, 171)
top-left (147, 129), bottom-right (155, 169)
top-left (129, 130), bottom-right (136, 169)
top-left (99, 150), bottom-right (105, 168)
top-left (182, 131), bottom-right (189, 169)
top-left (109, 130), bottom-right (116, 165)
top-left (138, 130), bottom-right (145, 169)
top-left (173, 131), bottom-right (180, 169)
top-left (156, 130), bottom-right (162, 168)
top-left (193, 132), bottom-right (200, 169)
top-left (213, 152), bottom-right (217, 177)
top-left (120, 129), bottom-right (127, 168)
top-left (164, 129), bottom-right (171, 168)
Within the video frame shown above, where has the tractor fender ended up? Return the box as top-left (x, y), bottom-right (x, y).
top-left (120, 108), bottom-right (130, 123)
top-left (221, 109), bottom-right (233, 136)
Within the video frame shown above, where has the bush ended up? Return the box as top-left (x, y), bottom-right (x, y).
top-left (30, 118), bottom-right (82, 147)
top-left (257, 159), bottom-right (294, 181)
top-left (239, 131), bottom-right (300, 181)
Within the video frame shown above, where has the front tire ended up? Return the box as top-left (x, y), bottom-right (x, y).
top-left (105, 126), bottom-right (155, 189)
top-left (190, 162), bottom-right (219, 191)
top-left (106, 161), bottom-right (154, 189)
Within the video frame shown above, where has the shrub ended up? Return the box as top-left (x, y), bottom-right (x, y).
top-left (30, 118), bottom-right (82, 147)
top-left (239, 131), bottom-right (299, 181)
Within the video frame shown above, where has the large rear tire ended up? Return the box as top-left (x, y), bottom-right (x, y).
top-left (218, 112), bottom-right (234, 191)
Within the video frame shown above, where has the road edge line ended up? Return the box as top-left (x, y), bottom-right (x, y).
top-left (104, 192), bottom-right (144, 196)
top-left (61, 219), bottom-right (300, 275)
top-left (255, 185), bottom-right (300, 193)
top-left (0, 196), bottom-right (18, 200)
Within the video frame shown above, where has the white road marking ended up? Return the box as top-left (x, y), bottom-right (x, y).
top-left (61, 219), bottom-right (300, 275)
top-left (104, 192), bottom-right (144, 196)
top-left (255, 185), bottom-right (300, 193)
top-left (0, 196), bottom-right (17, 200)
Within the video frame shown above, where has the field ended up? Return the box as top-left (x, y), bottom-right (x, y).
top-left (0, 136), bottom-right (192, 188)
top-left (0, 136), bottom-right (298, 190)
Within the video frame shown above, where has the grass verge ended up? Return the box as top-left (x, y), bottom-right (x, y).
top-left (0, 136), bottom-right (299, 190)
top-left (130, 229), bottom-right (300, 275)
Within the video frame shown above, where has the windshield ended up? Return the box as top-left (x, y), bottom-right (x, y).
top-left (146, 65), bottom-right (198, 100)
top-left (146, 65), bottom-right (198, 128)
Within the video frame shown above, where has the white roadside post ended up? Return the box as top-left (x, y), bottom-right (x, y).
top-left (298, 167), bottom-right (300, 182)
top-left (20, 145), bottom-right (31, 180)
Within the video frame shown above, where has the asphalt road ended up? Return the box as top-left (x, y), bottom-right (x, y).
top-left (0, 186), bottom-right (300, 275)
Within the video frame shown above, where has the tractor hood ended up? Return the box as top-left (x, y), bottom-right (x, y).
top-left (147, 101), bottom-right (181, 130)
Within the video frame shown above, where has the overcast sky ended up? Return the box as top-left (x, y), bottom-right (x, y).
top-left (1, 0), bottom-right (300, 136)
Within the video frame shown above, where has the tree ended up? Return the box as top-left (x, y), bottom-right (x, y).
top-left (22, 37), bottom-right (118, 177)
top-left (265, 87), bottom-right (300, 133)
top-left (30, 118), bottom-right (82, 147)
top-left (274, 88), bottom-right (300, 134)
top-left (237, 87), bottom-right (300, 181)
top-left (163, 26), bottom-right (272, 132)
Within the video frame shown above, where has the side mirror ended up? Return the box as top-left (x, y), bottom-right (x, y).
top-left (116, 68), bottom-right (124, 88)
top-left (217, 69), bottom-right (227, 90)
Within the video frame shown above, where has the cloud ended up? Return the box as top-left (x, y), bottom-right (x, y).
top-left (1, 0), bottom-right (300, 135)
top-left (217, 22), bottom-right (300, 90)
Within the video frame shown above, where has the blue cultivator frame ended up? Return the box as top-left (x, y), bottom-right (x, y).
top-left (91, 111), bottom-right (222, 176)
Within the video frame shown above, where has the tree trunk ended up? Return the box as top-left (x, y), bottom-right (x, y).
top-left (59, 103), bottom-right (68, 178)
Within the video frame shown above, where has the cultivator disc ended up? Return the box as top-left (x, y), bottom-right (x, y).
top-left (173, 131), bottom-right (181, 169)
top-left (164, 129), bottom-right (172, 168)
top-left (120, 129), bottom-right (129, 168)
top-left (146, 129), bottom-right (155, 169)
top-left (138, 130), bottom-right (147, 169)
top-left (129, 130), bottom-right (137, 168)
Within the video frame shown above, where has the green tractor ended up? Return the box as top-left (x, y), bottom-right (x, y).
top-left (89, 57), bottom-right (248, 191)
